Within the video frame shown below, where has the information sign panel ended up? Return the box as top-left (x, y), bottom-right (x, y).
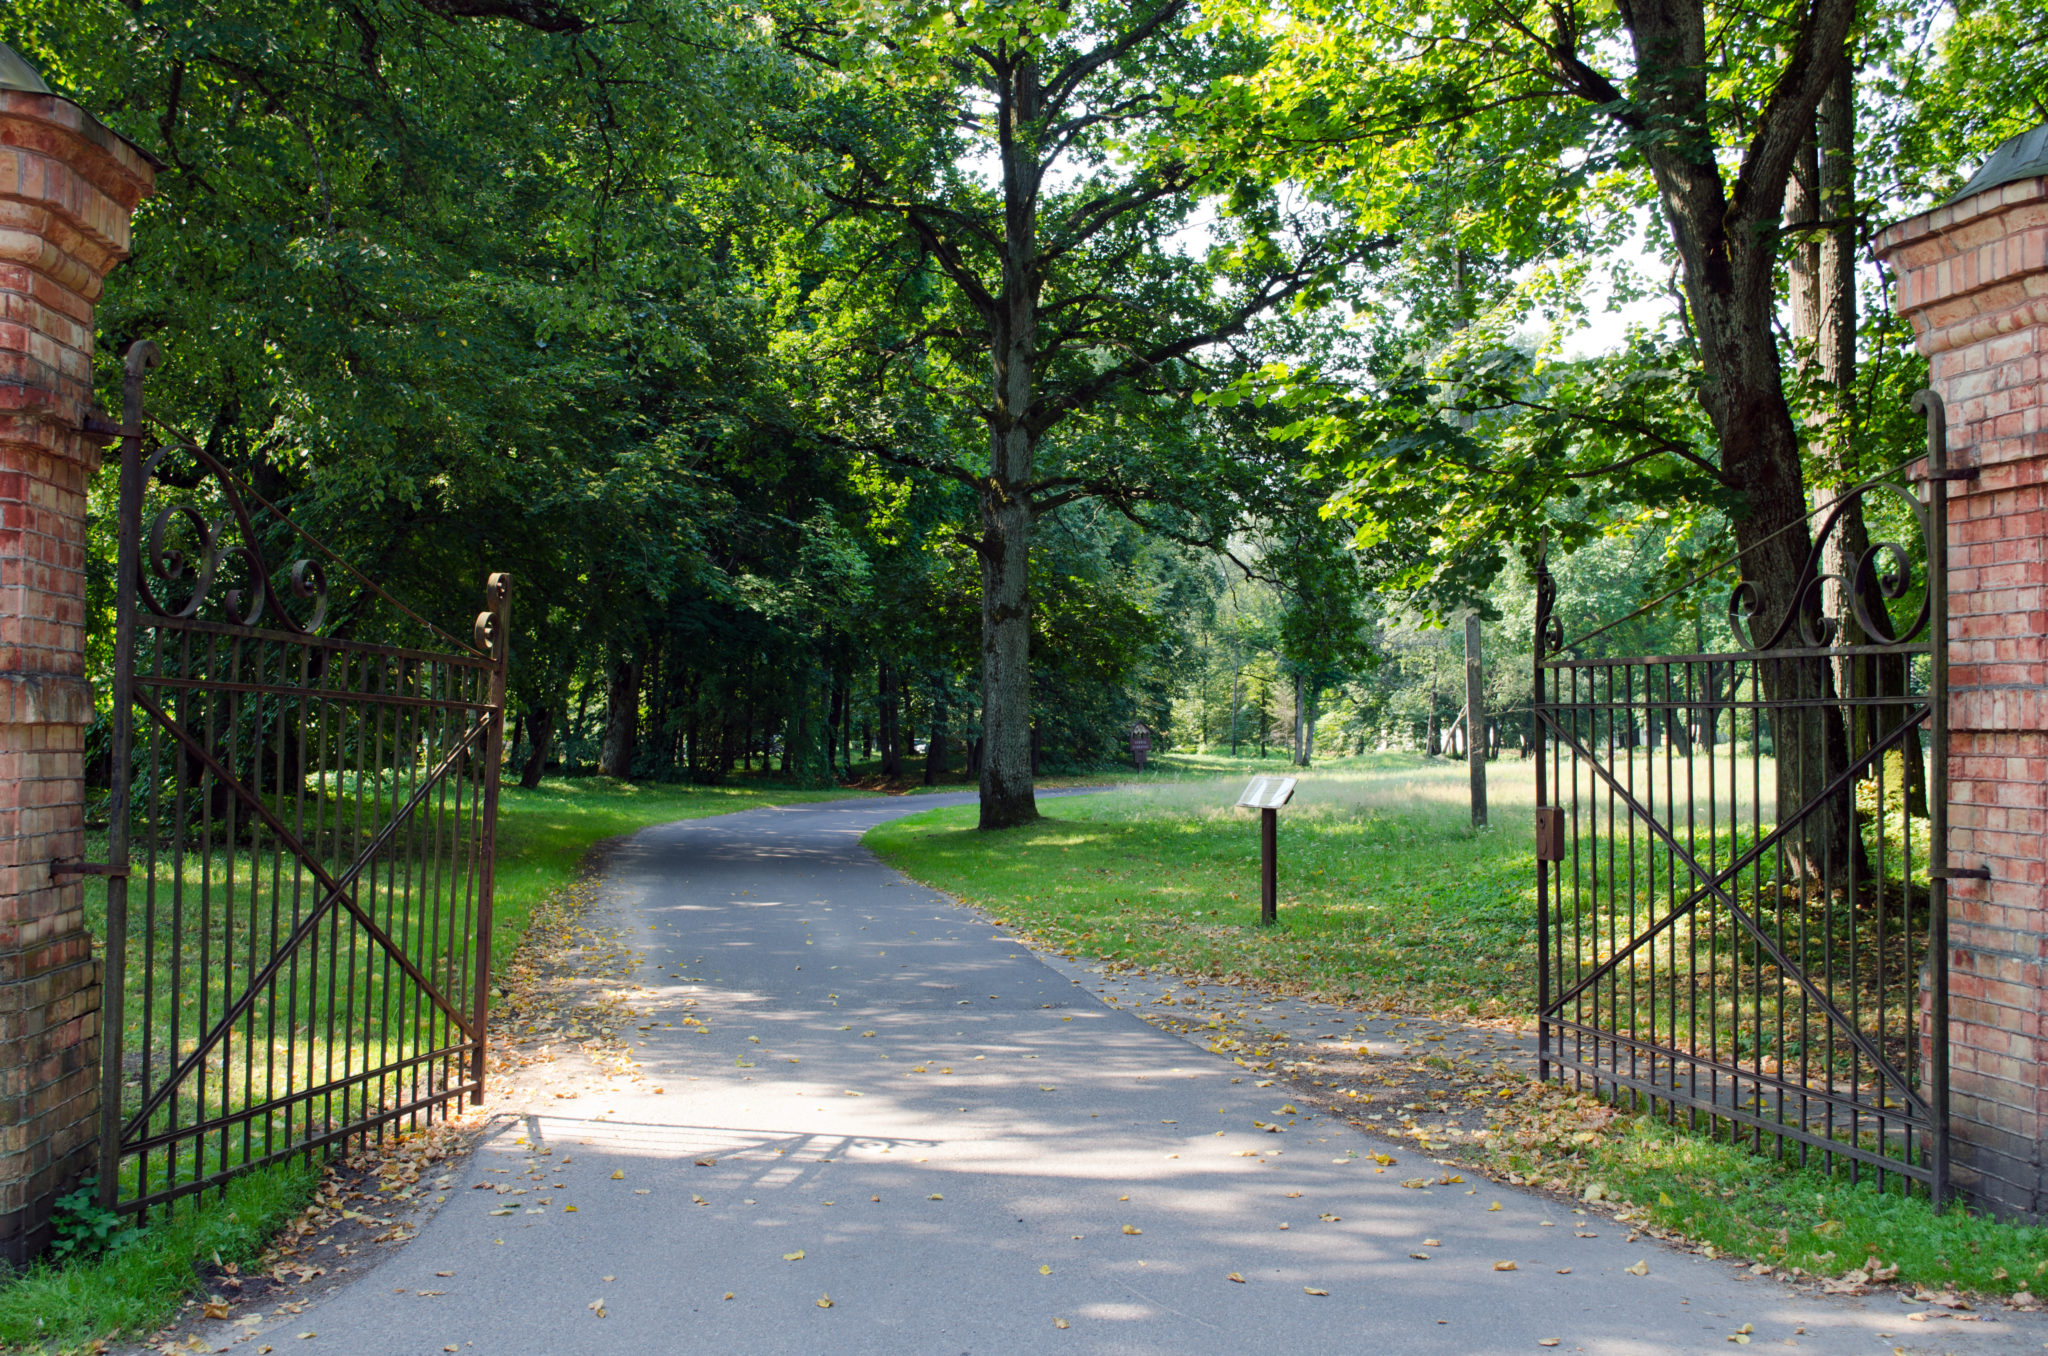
top-left (1237, 776), bottom-right (1297, 809)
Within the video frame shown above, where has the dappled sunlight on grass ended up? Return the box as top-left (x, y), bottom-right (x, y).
top-left (868, 753), bottom-right (1540, 1018)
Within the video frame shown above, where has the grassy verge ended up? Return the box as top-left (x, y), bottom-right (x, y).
top-left (1483, 1082), bottom-right (2048, 1298)
top-left (866, 752), bottom-right (1537, 1017)
top-left (4, 776), bottom-right (872, 1353)
top-left (0, 1160), bottom-right (317, 1353)
top-left (868, 753), bottom-right (2048, 1300)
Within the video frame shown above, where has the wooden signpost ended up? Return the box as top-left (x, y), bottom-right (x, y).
top-left (1467, 614), bottom-right (1488, 828)
top-left (1129, 724), bottom-right (1153, 770)
top-left (1238, 775), bottom-right (1297, 925)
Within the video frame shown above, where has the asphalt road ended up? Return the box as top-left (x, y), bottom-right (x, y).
top-left (265, 794), bottom-right (2046, 1355)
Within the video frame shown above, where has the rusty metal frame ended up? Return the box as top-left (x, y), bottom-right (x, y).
top-left (1532, 393), bottom-right (1955, 1205)
top-left (96, 342), bottom-right (510, 1213)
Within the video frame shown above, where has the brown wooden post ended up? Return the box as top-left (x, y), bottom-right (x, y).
top-left (1259, 807), bottom-right (1277, 926)
top-left (1466, 614), bottom-right (1487, 828)
top-left (1875, 122), bottom-right (2048, 1221)
top-left (0, 48), bottom-right (155, 1261)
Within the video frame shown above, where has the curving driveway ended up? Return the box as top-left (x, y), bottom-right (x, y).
top-left (260, 794), bottom-right (2043, 1355)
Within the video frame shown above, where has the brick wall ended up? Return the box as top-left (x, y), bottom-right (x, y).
top-left (0, 84), bottom-right (152, 1262)
top-left (1877, 165), bottom-right (2048, 1220)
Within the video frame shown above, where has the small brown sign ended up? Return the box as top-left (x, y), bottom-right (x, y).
top-left (1535, 806), bottom-right (1565, 861)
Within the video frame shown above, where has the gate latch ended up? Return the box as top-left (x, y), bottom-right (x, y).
top-left (1535, 806), bottom-right (1566, 862)
top-left (52, 859), bottom-right (128, 879)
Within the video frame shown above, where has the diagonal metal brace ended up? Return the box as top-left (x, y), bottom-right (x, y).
top-left (119, 689), bottom-right (491, 1145)
top-left (1538, 705), bottom-right (1931, 1113)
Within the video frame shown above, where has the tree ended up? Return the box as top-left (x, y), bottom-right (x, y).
top-left (774, 0), bottom-right (1382, 826)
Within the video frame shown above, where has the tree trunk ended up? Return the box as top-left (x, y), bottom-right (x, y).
top-left (1784, 59), bottom-right (1879, 884)
top-left (570, 680), bottom-right (591, 776)
top-left (924, 681), bottom-right (948, 786)
top-left (600, 651), bottom-right (642, 779)
top-left (1228, 647), bottom-right (1242, 755)
top-left (1300, 684), bottom-right (1317, 766)
top-left (972, 50), bottom-right (1048, 830)
top-left (977, 481), bottom-right (1036, 825)
top-left (1290, 672), bottom-right (1305, 765)
top-left (1619, 0), bottom-right (1855, 880)
top-left (520, 705), bottom-right (553, 790)
top-left (877, 657), bottom-right (901, 778)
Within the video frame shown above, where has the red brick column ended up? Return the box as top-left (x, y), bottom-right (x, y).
top-left (0, 67), bottom-right (154, 1260)
top-left (1876, 135), bottom-right (2048, 1220)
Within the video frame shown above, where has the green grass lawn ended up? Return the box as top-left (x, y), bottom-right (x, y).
top-left (870, 751), bottom-right (2048, 1299)
top-left (867, 751), bottom-right (1539, 1017)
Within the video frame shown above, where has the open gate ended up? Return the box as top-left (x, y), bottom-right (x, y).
top-left (91, 343), bottom-right (510, 1213)
top-left (1533, 394), bottom-right (1957, 1203)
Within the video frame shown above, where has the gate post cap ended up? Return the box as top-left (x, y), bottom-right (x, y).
top-left (0, 42), bottom-right (51, 93)
top-left (1946, 120), bottom-right (2048, 207)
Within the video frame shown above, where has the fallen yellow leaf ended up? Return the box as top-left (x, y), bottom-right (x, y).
top-left (1227, 1273), bottom-right (1246, 1283)
top-left (1493, 1261), bottom-right (1518, 1272)
top-left (1304, 1287), bottom-right (1330, 1296)
top-left (816, 1295), bottom-right (833, 1309)
top-left (1040, 1265), bottom-right (1052, 1275)
top-left (1054, 1318), bottom-right (1070, 1329)
top-left (1626, 1260), bottom-right (1649, 1276)
top-left (611, 1171), bottom-right (625, 1180)
top-left (784, 1251), bottom-right (805, 1262)
top-left (202, 1300), bottom-right (231, 1320)
top-left (1122, 1225), bottom-right (1142, 1235)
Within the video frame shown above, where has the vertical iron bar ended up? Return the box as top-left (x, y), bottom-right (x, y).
top-left (1919, 391), bottom-right (1951, 1209)
top-left (1533, 561), bottom-right (1551, 1082)
top-left (471, 576), bottom-right (510, 1101)
top-left (96, 349), bottom-right (152, 1209)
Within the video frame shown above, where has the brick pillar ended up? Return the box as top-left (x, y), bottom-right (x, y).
top-left (0, 54), bottom-right (155, 1261)
top-left (1875, 124), bottom-right (2048, 1221)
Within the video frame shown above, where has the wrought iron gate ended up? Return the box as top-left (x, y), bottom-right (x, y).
top-left (92, 343), bottom-right (510, 1213)
top-left (1533, 394), bottom-right (1957, 1203)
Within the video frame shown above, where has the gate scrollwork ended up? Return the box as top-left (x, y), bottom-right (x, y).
top-left (1726, 479), bottom-right (1931, 652)
top-left (134, 440), bottom-right (330, 634)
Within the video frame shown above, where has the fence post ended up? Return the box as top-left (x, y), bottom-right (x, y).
top-left (1466, 614), bottom-right (1487, 828)
top-left (0, 51), bottom-right (155, 1260)
top-left (1875, 122), bottom-right (2048, 1221)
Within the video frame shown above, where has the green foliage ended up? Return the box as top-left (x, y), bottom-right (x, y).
top-left (42, 1183), bottom-right (139, 1264)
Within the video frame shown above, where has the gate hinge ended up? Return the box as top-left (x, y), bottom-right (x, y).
top-left (1535, 806), bottom-right (1566, 861)
top-left (1930, 865), bottom-right (1991, 881)
top-left (76, 412), bottom-right (125, 447)
top-left (52, 859), bottom-right (128, 879)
